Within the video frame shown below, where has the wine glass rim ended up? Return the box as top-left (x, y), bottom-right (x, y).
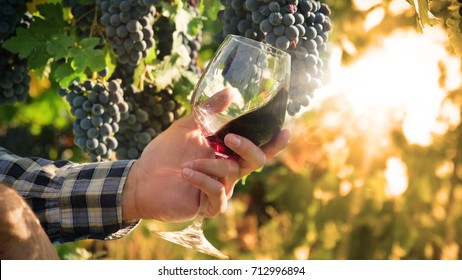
top-left (225, 35), bottom-right (291, 59)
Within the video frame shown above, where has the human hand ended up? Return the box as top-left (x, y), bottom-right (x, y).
top-left (122, 89), bottom-right (290, 223)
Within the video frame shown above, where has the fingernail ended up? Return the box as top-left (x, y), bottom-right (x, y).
top-left (182, 168), bottom-right (194, 178)
top-left (228, 134), bottom-right (241, 147)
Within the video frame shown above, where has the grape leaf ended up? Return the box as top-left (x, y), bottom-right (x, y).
top-left (53, 63), bottom-right (84, 88)
top-left (172, 70), bottom-right (197, 105)
top-left (406, 0), bottom-right (439, 31)
top-left (47, 34), bottom-right (74, 59)
top-left (188, 17), bottom-right (204, 37)
top-left (152, 64), bottom-right (182, 90)
top-left (72, 48), bottom-right (105, 73)
top-left (68, 37), bottom-right (105, 72)
top-left (174, 6), bottom-right (203, 38)
top-left (2, 28), bottom-right (41, 59)
top-left (33, 4), bottom-right (65, 37)
top-left (28, 47), bottom-right (50, 69)
top-left (171, 31), bottom-right (192, 67)
top-left (79, 37), bottom-right (100, 49)
top-left (3, 3), bottom-right (67, 73)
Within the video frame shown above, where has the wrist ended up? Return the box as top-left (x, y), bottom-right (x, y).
top-left (122, 160), bottom-right (139, 221)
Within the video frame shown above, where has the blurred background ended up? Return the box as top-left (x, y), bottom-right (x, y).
top-left (1, 0), bottom-right (462, 260)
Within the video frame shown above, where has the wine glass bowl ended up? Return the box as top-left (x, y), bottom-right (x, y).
top-left (152, 35), bottom-right (291, 259)
top-left (192, 35), bottom-right (291, 159)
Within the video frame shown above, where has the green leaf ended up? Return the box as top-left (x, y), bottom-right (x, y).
top-left (188, 17), bottom-right (204, 37)
top-left (32, 4), bottom-right (65, 38)
top-left (152, 64), bottom-right (181, 90)
top-left (54, 63), bottom-right (76, 87)
top-left (172, 71), bottom-right (197, 103)
top-left (2, 28), bottom-right (41, 58)
top-left (47, 34), bottom-right (74, 59)
top-left (174, 8), bottom-right (192, 34)
top-left (72, 48), bottom-right (106, 72)
top-left (174, 7), bottom-right (203, 37)
top-left (79, 37), bottom-right (100, 49)
top-left (67, 37), bottom-right (105, 73)
top-left (171, 31), bottom-right (192, 67)
top-left (28, 47), bottom-right (50, 69)
top-left (60, 72), bottom-right (85, 89)
top-left (200, 0), bottom-right (220, 22)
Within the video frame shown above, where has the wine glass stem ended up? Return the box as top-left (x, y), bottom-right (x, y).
top-left (189, 191), bottom-right (208, 232)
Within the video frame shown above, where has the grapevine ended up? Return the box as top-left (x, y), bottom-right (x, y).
top-left (63, 0), bottom-right (104, 48)
top-left (217, 0), bottom-right (332, 116)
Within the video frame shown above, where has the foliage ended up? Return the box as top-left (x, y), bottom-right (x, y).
top-left (1, 0), bottom-right (462, 260)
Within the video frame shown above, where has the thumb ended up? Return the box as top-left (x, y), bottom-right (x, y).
top-left (196, 88), bottom-right (234, 114)
top-left (179, 88), bottom-right (234, 129)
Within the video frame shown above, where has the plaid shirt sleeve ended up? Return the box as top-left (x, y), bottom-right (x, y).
top-left (0, 147), bottom-right (139, 243)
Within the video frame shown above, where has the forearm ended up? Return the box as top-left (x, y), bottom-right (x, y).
top-left (0, 147), bottom-right (138, 243)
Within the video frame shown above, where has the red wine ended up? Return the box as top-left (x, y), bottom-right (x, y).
top-left (206, 87), bottom-right (289, 159)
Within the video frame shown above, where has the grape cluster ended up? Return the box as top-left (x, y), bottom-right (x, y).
top-left (1, 12), bottom-right (31, 105)
top-left (0, 0), bottom-right (29, 43)
top-left (97, 0), bottom-right (156, 66)
top-left (182, 31), bottom-right (202, 74)
top-left (0, 125), bottom-right (71, 159)
top-left (286, 0), bottom-right (331, 115)
top-left (60, 79), bottom-right (129, 162)
top-left (251, 0), bottom-right (302, 50)
top-left (217, 0), bottom-right (264, 42)
top-left (0, 46), bottom-right (30, 105)
top-left (217, 0), bottom-right (332, 115)
top-left (115, 85), bottom-right (185, 159)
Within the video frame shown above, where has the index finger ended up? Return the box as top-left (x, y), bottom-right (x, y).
top-left (261, 128), bottom-right (291, 159)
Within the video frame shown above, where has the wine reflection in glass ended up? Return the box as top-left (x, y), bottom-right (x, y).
top-left (152, 35), bottom-right (291, 259)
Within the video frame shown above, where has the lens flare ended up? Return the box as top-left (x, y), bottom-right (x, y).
top-left (385, 157), bottom-right (409, 197)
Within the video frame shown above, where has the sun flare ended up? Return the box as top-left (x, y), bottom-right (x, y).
top-left (317, 26), bottom-right (462, 147)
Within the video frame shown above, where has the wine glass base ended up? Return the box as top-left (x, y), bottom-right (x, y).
top-left (152, 226), bottom-right (229, 260)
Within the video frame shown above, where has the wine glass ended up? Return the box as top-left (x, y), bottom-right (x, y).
top-left (152, 35), bottom-right (291, 259)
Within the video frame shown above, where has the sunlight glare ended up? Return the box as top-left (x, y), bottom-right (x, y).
top-left (319, 27), bottom-right (461, 147)
top-left (385, 157), bottom-right (409, 197)
top-left (389, 0), bottom-right (412, 16)
top-left (353, 0), bottom-right (382, 11)
top-left (364, 6), bottom-right (385, 31)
